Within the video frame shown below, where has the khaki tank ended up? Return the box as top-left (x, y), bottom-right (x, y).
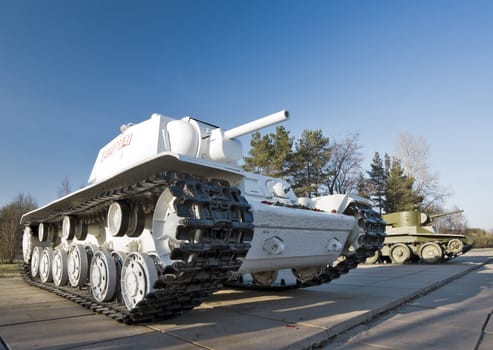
top-left (365, 209), bottom-right (472, 264)
top-left (20, 110), bottom-right (385, 323)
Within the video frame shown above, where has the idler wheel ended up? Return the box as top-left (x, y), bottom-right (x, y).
top-left (120, 252), bottom-right (158, 310)
top-left (419, 242), bottom-right (443, 263)
top-left (52, 248), bottom-right (69, 286)
top-left (390, 243), bottom-right (411, 264)
top-left (22, 226), bottom-right (37, 264)
top-left (447, 239), bottom-right (464, 255)
top-left (90, 250), bottom-right (117, 302)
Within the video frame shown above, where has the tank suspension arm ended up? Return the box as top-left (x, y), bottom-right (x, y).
top-left (224, 110), bottom-right (289, 140)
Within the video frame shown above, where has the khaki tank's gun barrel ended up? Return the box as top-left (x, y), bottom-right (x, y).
top-left (430, 209), bottom-right (464, 220)
top-left (223, 110), bottom-right (289, 140)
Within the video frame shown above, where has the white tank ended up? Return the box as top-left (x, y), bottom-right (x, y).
top-left (20, 110), bottom-right (385, 323)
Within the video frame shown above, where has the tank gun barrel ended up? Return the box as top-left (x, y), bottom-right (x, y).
top-left (224, 110), bottom-right (289, 140)
top-left (430, 209), bottom-right (464, 220)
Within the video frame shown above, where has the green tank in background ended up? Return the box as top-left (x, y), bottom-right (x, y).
top-left (366, 209), bottom-right (473, 264)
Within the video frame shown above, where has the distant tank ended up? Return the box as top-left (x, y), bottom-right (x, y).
top-left (21, 110), bottom-right (385, 323)
top-left (365, 209), bottom-right (472, 264)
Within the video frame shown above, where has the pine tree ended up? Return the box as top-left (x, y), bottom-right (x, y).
top-left (269, 126), bottom-right (293, 178)
top-left (290, 129), bottom-right (331, 197)
top-left (243, 131), bottom-right (273, 174)
top-left (243, 126), bottom-right (293, 178)
top-left (367, 152), bottom-right (386, 213)
top-left (384, 158), bottom-right (422, 213)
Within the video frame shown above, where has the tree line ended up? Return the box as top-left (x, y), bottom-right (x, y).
top-left (244, 127), bottom-right (365, 198)
top-left (243, 126), bottom-right (460, 223)
top-left (0, 134), bottom-right (489, 263)
top-left (0, 194), bottom-right (37, 263)
top-left (0, 178), bottom-right (71, 263)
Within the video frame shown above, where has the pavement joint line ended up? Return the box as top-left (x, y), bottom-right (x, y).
top-left (475, 309), bottom-right (493, 350)
top-left (0, 313), bottom-right (94, 328)
top-left (145, 324), bottom-right (216, 349)
top-left (192, 303), bottom-right (330, 331)
top-left (58, 333), bottom-right (161, 350)
top-left (156, 328), bottom-right (216, 350)
top-left (305, 258), bottom-right (493, 349)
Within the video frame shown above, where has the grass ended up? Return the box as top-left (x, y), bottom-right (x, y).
top-left (0, 263), bottom-right (21, 277)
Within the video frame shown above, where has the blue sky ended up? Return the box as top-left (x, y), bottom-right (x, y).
top-left (1, 0), bottom-right (492, 230)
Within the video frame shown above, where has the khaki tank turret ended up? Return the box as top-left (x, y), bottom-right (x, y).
top-left (365, 209), bottom-right (472, 264)
top-left (20, 110), bottom-right (385, 323)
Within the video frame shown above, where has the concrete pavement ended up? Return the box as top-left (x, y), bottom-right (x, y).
top-left (322, 249), bottom-right (493, 349)
top-left (0, 249), bottom-right (492, 349)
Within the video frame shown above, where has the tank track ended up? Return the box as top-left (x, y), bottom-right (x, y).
top-left (227, 204), bottom-right (386, 291)
top-left (21, 171), bottom-right (253, 324)
top-left (226, 248), bottom-right (373, 291)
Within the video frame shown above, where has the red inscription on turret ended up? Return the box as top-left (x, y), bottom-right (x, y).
top-left (101, 133), bottom-right (133, 161)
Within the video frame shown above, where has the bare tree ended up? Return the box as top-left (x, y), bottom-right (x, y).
top-left (395, 132), bottom-right (450, 209)
top-left (0, 194), bottom-right (37, 263)
top-left (58, 176), bottom-right (72, 198)
top-left (355, 171), bottom-right (373, 199)
top-left (325, 133), bottom-right (364, 194)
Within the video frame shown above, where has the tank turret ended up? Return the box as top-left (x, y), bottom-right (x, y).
top-left (383, 209), bottom-right (465, 233)
top-left (89, 110), bottom-right (289, 184)
top-left (20, 109), bottom-right (385, 323)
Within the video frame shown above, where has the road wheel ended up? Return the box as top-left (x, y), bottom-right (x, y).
top-left (419, 242), bottom-right (443, 263)
top-left (52, 248), bottom-right (69, 286)
top-left (251, 271), bottom-right (278, 286)
top-left (39, 247), bottom-right (54, 283)
top-left (120, 252), bottom-right (158, 311)
top-left (390, 244), bottom-right (411, 264)
top-left (292, 266), bottom-right (323, 283)
top-left (68, 244), bottom-right (89, 287)
top-left (90, 250), bottom-right (117, 302)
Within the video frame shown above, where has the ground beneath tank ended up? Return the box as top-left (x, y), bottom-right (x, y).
top-left (1, 249), bottom-right (492, 350)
